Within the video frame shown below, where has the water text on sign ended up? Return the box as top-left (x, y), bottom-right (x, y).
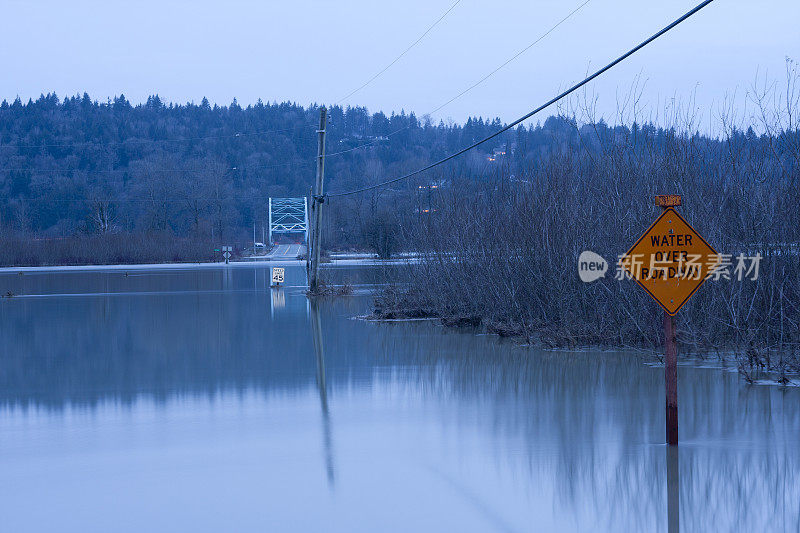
top-left (620, 207), bottom-right (718, 315)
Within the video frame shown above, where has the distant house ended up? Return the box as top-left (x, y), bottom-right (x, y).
top-left (488, 144), bottom-right (507, 162)
top-left (338, 134), bottom-right (390, 145)
top-left (417, 179), bottom-right (447, 190)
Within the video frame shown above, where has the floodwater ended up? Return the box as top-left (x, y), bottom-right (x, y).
top-left (0, 263), bottom-right (797, 532)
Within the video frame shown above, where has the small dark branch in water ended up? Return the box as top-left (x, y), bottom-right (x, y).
top-left (368, 307), bottom-right (437, 320)
top-left (440, 315), bottom-right (482, 328)
top-left (307, 280), bottom-right (354, 298)
top-left (738, 360), bottom-right (756, 384)
top-left (485, 321), bottom-right (526, 338)
top-left (2, 291), bottom-right (15, 298)
top-left (369, 285), bottom-right (436, 320)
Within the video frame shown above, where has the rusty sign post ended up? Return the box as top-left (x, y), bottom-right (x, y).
top-left (657, 196), bottom-right (680, 447)
top-left (621, 195), bottom-right (718, 446)
top-left (663, 290), bottom-right (679, 446)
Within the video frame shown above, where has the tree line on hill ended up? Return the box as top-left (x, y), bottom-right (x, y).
top-left (0, 66), bottom-right (797, 268)
top-left (0, 92), bottom-right (511, 245)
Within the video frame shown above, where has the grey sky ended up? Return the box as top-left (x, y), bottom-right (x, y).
top-left (1, 0), bottom-right (797, 129)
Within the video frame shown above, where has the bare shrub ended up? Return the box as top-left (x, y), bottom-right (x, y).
top-left (0, 233), bottom-right (218, 266)
top-left (379, 67), bottom-right (800, 376)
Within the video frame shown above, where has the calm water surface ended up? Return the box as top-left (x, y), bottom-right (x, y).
top-left (0, 263), bottom-right (797, 532)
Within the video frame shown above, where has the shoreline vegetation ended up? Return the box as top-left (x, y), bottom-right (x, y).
top-left (364, 309), bottom-right (800, 387)
top-left (365, 66), bottom-right (800, 383)
top-left (368, 285), bottom-right (800, 385)
top-left (0, 233), bottom-right (220, 267)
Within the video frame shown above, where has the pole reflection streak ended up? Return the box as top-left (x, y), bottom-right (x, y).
top-left (310, 300), bottom-right (335, 488)
top-left (270, 288), bottom-right (286, 319)
top-left (667, 446), bottom-right (679, 533)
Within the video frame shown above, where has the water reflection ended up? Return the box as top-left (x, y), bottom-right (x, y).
top-left (310, 298), bottom-right (335, 488)
top-left (0, 264), bottom-right (797, 532)
top-left (270, 287), bottom-right (286, 318)
top-left (368, 325), bottom-right (800, 531)
top-left (668, 446), bottom-right (679, 533)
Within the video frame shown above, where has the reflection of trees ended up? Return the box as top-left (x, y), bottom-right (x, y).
top-left (1, 279), bottom-right (798, 531)
top-left (667, 447), bottom-right (679, 533)
top-left (0, 269), bottom-right (318, 408)
top-left (310, 299), bottom-right (335, 488)
top-left (0, 268), bottom-right (388, 411)
top-left (369, 326), bottom-right (800, 532)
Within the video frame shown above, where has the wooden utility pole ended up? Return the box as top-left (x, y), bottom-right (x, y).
top-left (309, 107), bottom-right (327, 293)
top-left (306, 191), bottom-right (312, 275)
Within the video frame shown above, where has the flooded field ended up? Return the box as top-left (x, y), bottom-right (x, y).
top-left (0, 263), bottom-right (797, 532)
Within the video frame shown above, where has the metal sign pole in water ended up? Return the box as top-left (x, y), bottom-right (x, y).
top-left (658, 195), bottom-right (679, 446)
top-left (621, 194), bottom-right (719, 446)
top-left (309, 107), bottom-right (327, 293)
top-left (663, 299), bottom-right (678, 445)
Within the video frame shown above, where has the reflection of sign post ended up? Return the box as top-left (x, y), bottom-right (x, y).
top-left (272, 267), bottom-right (285, 285)
top-left (223, 246), bottom-right (232, 264)
top-left (621, 198), bottom-right (718, 446)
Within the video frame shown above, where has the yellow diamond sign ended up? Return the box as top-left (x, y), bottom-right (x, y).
top-left (621, 207), bottom-right (719, 315)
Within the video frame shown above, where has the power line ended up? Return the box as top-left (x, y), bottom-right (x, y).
top-left (324, 0), bottom-right (592, 159)
top-left (424, 0), bottom-right (592, 118)
top-left (334, 0), bottom-right (463, 105)
top-left (326, 0), bottom-right (716, 198)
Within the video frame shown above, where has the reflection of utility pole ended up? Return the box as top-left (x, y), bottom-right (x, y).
top-left (310, 300), bottom-right (335, 488)
top-left (667, 446), bottom-right (680, 533)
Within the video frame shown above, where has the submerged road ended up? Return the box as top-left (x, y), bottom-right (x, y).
top-left (267, 243), bottom-right (305, 260)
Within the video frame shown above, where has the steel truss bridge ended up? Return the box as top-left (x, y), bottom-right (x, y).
top-left (268, 197), bottom-right (309, 245)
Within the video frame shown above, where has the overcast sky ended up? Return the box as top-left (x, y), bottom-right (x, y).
top-left (1, 0), bottom-right (797, 130)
